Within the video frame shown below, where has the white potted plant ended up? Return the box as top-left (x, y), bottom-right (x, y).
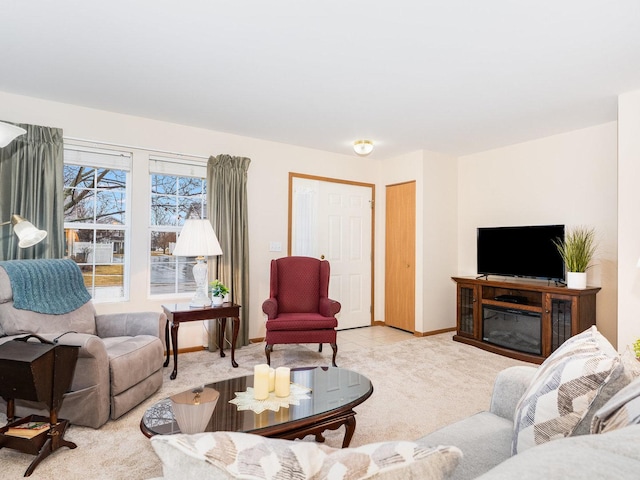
top-left (553, 226), bottom-right (597, 289)
top-left (209, 279), bottom-right (229, 306)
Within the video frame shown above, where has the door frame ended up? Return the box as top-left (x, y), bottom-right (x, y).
top-left (288, 172), bottom-right (376, 326)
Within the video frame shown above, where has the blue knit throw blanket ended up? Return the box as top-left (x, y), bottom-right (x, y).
top-left (0, 259), bottom-right (92, 314)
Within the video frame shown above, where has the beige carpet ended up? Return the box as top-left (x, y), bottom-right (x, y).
top-left (0, 331), bottom-right (527, 479)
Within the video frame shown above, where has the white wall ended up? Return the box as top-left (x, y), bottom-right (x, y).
top-left (0, 90), bottom-right (381, 348)
top-left (422, 150), bottom-right (458, 333)
top-left (617, 90), bottom-right (640, 351)
top-left (457, 122), bottom-right (619, 346)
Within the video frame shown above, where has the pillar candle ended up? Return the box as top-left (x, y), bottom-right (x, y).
top-left (268, 368), bottom-right (276, 392)
top-left (253, 364), bottom-right (270, 400)
top-left (275, 366), bottom-right (290, 397)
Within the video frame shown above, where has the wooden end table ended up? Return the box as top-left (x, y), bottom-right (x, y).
top-left (162, 303), bottom-right (241, 380)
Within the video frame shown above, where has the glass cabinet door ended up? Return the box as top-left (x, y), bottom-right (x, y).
top-left (549, 296), bottom-right (573, 352)
top-left (459, 285), bottom-right (477, 337)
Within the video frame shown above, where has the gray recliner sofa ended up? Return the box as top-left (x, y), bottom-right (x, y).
top-left (0, 259), bottom-right (165, 428)
top-left (418, 324), bottom-right (640, 479)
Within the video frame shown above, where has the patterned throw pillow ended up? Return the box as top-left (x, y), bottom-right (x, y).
top-left (151, 431), bottom-right (462, 480)
top-left (591, 373), bottom-right (640, 434)
top-left (512, 326), bottom-right (620, 455)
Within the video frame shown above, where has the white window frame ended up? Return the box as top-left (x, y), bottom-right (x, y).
top-left (148, 156), bottom-right (207, 298)
top-left (63, 144), bottom-right (132, 303)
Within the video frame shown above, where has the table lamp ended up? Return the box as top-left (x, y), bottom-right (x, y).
top-left (171, 218), bottom-right (222, 307)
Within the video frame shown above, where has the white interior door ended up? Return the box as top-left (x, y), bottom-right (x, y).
top-left (291, 176), bottom-right (373, 329)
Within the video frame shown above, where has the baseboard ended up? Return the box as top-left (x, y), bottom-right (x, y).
top-left (165, 345), bottom-right (207, 355)
top-left (372, 321), bottom-right (455, 338)
top-left (413, 327), bottom-right (456, 337)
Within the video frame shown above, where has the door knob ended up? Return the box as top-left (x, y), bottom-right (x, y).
top-left (320, 255), bottom-right (325, 260)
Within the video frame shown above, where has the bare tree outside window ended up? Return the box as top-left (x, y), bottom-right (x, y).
top-left (63, 162), bottom-right (128, 300)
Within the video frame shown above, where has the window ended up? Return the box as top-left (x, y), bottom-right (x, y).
top-left (149, 157), bottom-right (207, 295)
top-left (63, 146), bottom-right (132, 301)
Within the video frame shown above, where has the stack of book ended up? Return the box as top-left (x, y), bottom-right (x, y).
top-left (4, 421), bottom-right (50, 439)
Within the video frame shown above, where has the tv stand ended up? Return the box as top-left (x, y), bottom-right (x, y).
top-left (452, 276), bottom-right (600, 363)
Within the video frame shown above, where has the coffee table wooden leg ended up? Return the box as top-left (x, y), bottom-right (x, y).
top-left (231, 316), bottom-right (239, 367)
top-left (342, 415), bottom-right (356, 448)
top-left (273, 411), bottom-right (358, 448)
top-left (170, 321), bottom-right (179, 380)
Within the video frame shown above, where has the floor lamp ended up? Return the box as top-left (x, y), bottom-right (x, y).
top-left (172, 219), bottom-right (223, 307)
top-left (0, 121), bottom-right (26, 148)
top-left (1, 214), bottom-right (48, 248)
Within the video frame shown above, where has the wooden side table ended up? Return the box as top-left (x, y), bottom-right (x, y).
top-left (162, 302), bottom-right (241, 379)
top-left (0, 336), bottom-right (79, 476)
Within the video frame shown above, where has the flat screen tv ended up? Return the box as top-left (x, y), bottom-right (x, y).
top-left (477, 224), bottom-right (565, 281)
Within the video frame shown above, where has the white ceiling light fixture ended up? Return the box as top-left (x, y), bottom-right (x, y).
top-left (0, 121), bottom-right (26, 148)
top-left (353, 140), bottom-right (374, 156)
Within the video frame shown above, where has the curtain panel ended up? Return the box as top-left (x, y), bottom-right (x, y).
top-left (0, 122), bottom-right (64, 260)
top-left (206, 154), bottom-right (251, 349)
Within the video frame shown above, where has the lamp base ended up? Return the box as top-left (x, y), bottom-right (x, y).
top-left (190, 257), bottom-right (211, 307)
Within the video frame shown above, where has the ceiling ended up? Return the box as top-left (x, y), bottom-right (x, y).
top-left (1, 1), bottom-right (640, 159)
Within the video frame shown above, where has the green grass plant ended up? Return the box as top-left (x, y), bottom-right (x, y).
top-left (553, 226), bottom-right (597, 273)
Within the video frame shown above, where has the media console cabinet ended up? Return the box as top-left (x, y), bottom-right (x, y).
top-left (452, 276), bottom-right (601, 364)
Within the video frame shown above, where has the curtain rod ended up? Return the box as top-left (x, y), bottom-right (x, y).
top-left (63, 136), bottom-right (210, 160)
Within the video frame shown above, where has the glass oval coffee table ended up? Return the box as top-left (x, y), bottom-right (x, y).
top-left (140, 366), bottom-right (373, 448)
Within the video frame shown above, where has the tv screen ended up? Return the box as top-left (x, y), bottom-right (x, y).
top-left (477, 225), bottom-right (565, 281)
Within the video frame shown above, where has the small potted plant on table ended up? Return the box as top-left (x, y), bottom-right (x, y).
top-left (553, 226), bottom-right (597, 289)
top-left (209, 279), bottom-right (229, 306)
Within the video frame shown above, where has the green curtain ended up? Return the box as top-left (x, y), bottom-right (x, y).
top-left (207, 154), bottom-right (251, 350)
top-left (0, 122), bottom-right (64, 260)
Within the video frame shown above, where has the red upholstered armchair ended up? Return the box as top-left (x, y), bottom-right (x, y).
top-left (262, 256), bottom-right (341, 367)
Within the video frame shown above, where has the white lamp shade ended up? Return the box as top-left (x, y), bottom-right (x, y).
top-left (0, 121), bottom-right (27, 148)
top-left (172, 219), bottom-right (222, 257)
top-left (11, 215), bottom-right (48, 248)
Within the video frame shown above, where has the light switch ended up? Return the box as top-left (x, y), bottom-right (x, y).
top-left (269, 241), bottom-right (282, 252)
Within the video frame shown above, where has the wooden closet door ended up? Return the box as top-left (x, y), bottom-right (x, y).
top-left (385, 181), bottom-right (416, 332)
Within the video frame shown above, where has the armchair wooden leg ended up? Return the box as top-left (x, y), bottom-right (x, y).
top-left (265, 344), bottom-right (273, 365)
top-left (330, 343), bottom-right (338, 367)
